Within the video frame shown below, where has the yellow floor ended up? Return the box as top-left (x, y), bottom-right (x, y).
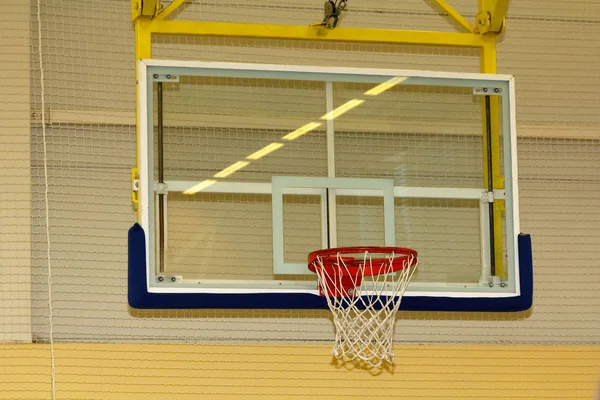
top-left (1, 344), bottom-right (599, 399)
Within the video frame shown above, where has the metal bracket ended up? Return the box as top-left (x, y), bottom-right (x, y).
top-left (476, 0), bottom-right (507, 34)
top-left (156, 275), bottom-right (182, 283)
top-left (481, 190), bottom-right (495, 203)
top-left (151, 73), bottom-right (180, 83)
top-left (488, 275), bottom-right (506, 287)
top-left (131, 168), bottom-right (140, 205)
top-left (132, 0), bottom-right (161, 20)
top-left (156, 182), bottom-right (169, 195)
top-left (142, 0), bottom-right (160, 17)
top-left (318, 0), bottom-right (348, 29)
top-left (475, 11), bottom-right (491, 34)
top-left (473, 87), bottom-right (502, 96)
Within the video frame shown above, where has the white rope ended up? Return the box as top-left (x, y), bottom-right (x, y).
top-left (35, 0), bottom-right (57, 397)
top-left (313, 251), bottom-right (417, 367)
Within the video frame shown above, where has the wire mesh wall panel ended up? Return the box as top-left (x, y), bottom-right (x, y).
top-left (1, 0), bottom-right (600, 398)
top-left (0, 0), bottom-right (32, 344)
top-left (23, 0), bottom-right (600, 345)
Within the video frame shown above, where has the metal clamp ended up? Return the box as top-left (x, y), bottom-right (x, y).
top-left (320, 0), bottom-right (348, 28)
top-left (131, 168), bottom-right (140, 205)
top-left (481, 190), bottom-right (495, 204)
top-left (156, 182), bottom-right (169, 195)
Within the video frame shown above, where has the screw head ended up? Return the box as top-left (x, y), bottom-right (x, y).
top-left (166, 74), bottom-right (171, 79)
top-left (494, 88), bottom-right (500, 93)
top-left (489, 282), bottom-right (494, 287)
top-left (171, 277), bottom-right (177, 282)
top-left (158, 276), bottom-right (164, 282)
top-left (153, 74), bottom-right (159, 79)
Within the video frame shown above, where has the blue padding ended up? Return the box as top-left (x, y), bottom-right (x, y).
top-left (128, 223), bottom-right (533, 312)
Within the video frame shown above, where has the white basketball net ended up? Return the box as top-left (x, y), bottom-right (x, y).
top-left (311, 250), bottom-right (418, 367)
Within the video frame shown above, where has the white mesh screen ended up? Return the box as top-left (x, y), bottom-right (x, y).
top-left (20, 0), bottom-right (600, 343)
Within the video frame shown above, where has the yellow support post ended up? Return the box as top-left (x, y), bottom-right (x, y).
top-left (133, 18), bottom-right (152, 220)
top-left (149, 21), bottom-right (486, 47)
top-left (431, 0), bottom-right (476, 33)
top-left (480, 35), bottom-right (505, 281)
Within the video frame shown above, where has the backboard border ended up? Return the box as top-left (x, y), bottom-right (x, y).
top-left (131, 59), bottom-right (530, 311)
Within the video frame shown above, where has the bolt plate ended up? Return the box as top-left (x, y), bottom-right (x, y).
top-left (152, 74), bottom-right (180, 83)
top-left (473, 87), bottom-right (502, 96)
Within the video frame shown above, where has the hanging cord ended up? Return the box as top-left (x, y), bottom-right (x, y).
top-left (36, 0), bottom-right (57, 398)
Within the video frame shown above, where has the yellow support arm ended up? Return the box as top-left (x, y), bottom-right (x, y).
top-left (431, 0), bottom-right (476, 33)
top-left (150, 21), bottom-right (485, 47)
top-left (489, 0), bottom-right (509, 32)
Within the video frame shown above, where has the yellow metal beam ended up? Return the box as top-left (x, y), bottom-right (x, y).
top-left (141, 0), bottom-right (159, 17)
top-left (490, 0), bottom-right (508, 32)
top-left (155, 0), bottom-right (187, 21)
top-left (431, 0), bottom-right (476, 33)
top-left (132, 0), bottom-right (141, 21)
top-left (149, 21), bottom-right (486, 47)
top-left (133, 19), bottom-right (152, 220)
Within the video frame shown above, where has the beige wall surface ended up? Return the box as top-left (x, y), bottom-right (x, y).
top-left (0, 0), bottom-right (31, 342)
top-left (1, 343), bottom-right (599, 400)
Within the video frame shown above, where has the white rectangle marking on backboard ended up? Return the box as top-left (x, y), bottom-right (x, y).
top-left (272, 176), bottom-right (396, 275)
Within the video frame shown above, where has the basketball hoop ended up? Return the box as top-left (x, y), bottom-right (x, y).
top-left (308, 246), bottom-right (418, 367)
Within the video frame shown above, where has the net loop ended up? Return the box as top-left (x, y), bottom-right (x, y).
top-left (308, 246), bottom-right (418, 367)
